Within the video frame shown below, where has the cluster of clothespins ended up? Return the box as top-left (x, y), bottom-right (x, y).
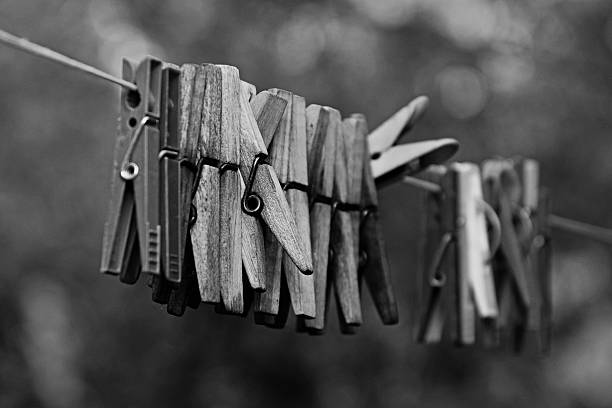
top-left (411, 158), bottom-right (551, 352)
top-left (100, 57), bottom-right (459, 334)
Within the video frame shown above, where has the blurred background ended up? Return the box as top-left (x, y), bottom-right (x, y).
top-left (1, 0), bottom-right (612, 406)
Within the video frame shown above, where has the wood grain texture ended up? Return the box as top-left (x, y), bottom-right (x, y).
top-left (218, 65), bottom-right (243, 314)
top-left (238, 90), bottom-right (312, 273)
top-left (302, 105), bottom-right (337, 331)
top-left (240, 174), bottom-right (265, 291)
top-left (284, 93), bottom-right (315, 317)
top-left (359, 114), bottom-right (398, 325)
top-left (344, 115), bottom-right (366, 285)
top-left (254, 225), bottom-right (283, 315)
top-left (250, 91), bottom-right (287, 147)
top-left (262, 89), bottom-right (315, 317)
top-left (192, 64), bottom-right (221, 304)
top-left (178, 63), bottom-right (205, 280)
top-left (329, 107), bottom-right (362, 326)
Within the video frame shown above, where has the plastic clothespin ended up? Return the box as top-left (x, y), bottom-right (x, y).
top-left (367, 96), bottom-right (459, 186)
top-left (297, 105), bottom-right (337, 333)
top-left (190, 64), bottom-right (243, 314)
top-left (415, 163), bottom-right (499, 346)
top-left (482, 159), bottom-right (531, 350)
top-left (100, 57), bottom-right (163, 283)
top-left (254, 89), bottom-right (315, 328)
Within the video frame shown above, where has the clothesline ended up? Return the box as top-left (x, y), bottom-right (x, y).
top-left (402, 176), bottom-right (612, 246)
top-left (2, 27), bottom-right (612, 247)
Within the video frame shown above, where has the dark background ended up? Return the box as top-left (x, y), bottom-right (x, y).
top-left (1, 0), bottom-right (612, 407)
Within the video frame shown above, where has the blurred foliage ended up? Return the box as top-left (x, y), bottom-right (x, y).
top-left (1, 0), bottom-right (612, 406)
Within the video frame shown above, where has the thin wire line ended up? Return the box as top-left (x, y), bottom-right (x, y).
top-left (0, 28), bottom-right (137, 91)
top-left (403, 176), bottom-right (612, 246)
top-left (402, 176), bottom-right (441, 194)
top-left (548, 215), bottom-right (612, 246)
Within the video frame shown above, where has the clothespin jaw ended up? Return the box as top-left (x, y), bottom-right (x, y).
top-left (101, 56), bottom-right (163, 283)
top-left (366, 97), bottom-right (458, 186)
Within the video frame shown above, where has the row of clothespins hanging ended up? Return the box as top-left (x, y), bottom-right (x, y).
top-left (99, 57), bottom-right (459, 334)
top-left (411, 158), bottom-right (551, 353)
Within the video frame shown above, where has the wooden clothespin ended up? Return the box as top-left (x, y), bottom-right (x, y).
top-left (101, 57), bottom-right (164, 283)
top-left (416, 163), bottom-right (499, 345)
top-left (353, 114), bottom-right (399, 326)
top-left (149, 63), bottom-right (206, 315)
top-left (482, 159), bottom-right (531, 350)
top-left (298, 105), bottom-right (337, 333)
top-left (327, 108), bottom-right (363, 332)
top-left (238, 81), bottom-right (266, 294)
top-left (513, 158), bottom-right (552, 352)
top-left (254, 89), bottom-right (315, 328)
top-left (367, 97), bottom-right (458, 186)
top-left (190, 64), bottom-right (243, 314)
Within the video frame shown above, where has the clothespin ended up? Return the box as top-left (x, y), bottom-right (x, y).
top-left (254, 89), bottom-right (315, 328)
top-left (354, 113), bottom-right (399, 326)
top-left (149, 63), bottom-right (205, 315)
top-left (236, 81), bottom-right (265, 293)
top-left (536, 189), bottom-right (552, 352)
top-left (100, 57), bottom-right (164, 283)
top-left (238, 89), bottom-right (313, 276)
top-left (367, 97), bottom-right (459, 186)
top-left (298, 105), bottom-right (337, 333)
top-left (327, 108), bottom-right (362, 332)
top-left (190, 64), bottom-right (243, 314)
top-left (482, 159), bottom-right (531, 350)
top-left (514, 158), bottom-right (552, 352)
top-left (416, 163), bottom-right (499, 345)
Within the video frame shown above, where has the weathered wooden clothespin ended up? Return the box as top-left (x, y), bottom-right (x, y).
top-left (298, 104), bottom-right (337, 333)
top-left (482, 159), bottom-right (531, 350)
top-left (328, 108), bottom-right (363, 332)
top-left (150, 63), bottom-right (205, 315)
top-left (101, 57), bottom-right (164, 283)
top-left (238, 81), bottom-right (266, 294)
top-left (367, 97), bottom-right (458, 186)
top-left (353, 113), bottom-right (399, 327)
top-left (254, 89), bottom-right (315, 328)
top-left (190, 64), bottom-right (243, 314)
top-left (415, 163), bottom-right (499, 346)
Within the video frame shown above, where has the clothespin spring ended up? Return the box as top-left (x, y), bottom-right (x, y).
top-left (241, 154), bottom-right (265, 216)
top-left (120, 116), bottom-right (157, 181)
